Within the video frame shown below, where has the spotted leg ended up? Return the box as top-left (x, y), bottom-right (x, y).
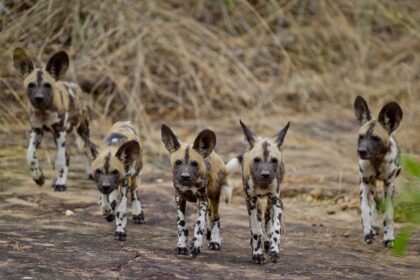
top-left (175, 193), bottom-right (188, 255)
top-left (190, 196), bottom-right (208, 258)
top-left (264, 199), bottom-right (273, 253)
top-left (360, 177), bottom-right (375, 244)
top-left (268, 195), bottom-right (282, 263)
top-left (115, 184), bottom-right (129, 241)
top-left (246, 195), bottom-right (264, 264)
top-left (53, 131), bottom-right (68, 192)
top-left (131, 176), bottom-right (145, 224)
top-left (207, 198), bottom-right (221, 250)
top-left (383, 179), bottom-right (395, 247)
top-left (27, 129), bottom-right (45, 186)
top-left (99, 190), bottom-right (117, 222)
top-left (368, 188), bottom-right (380, 236)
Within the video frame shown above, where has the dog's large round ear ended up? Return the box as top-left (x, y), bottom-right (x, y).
top-left (274, 121), bottom-right (290, 149)
top-left (161, 124), bottom-right (181, 153)
top-left (193, 129), bottom-right (216, 158)
top-left (46, 51), bottom-right (69, 80)
top-left (239, 120), bottom-right (256, 148)
top-left (13, 48), bottom-right (34, 77)
top-left (116, 140), bottom-right (141, 165)
top-left (378, 101), bottom-right (403, 134)
top-left (354, 96), bottom-right (371, 126)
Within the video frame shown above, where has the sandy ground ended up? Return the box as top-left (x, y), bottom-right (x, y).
top-left (0, 114), bottom-right (419, 279)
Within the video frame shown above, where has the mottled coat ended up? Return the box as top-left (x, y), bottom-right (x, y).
top-left (354, 96), bottom-right (403, 247)
top-left (226, 120), bottom-right (290, 264)
top-left (13, 48), bottom-right (90, 191)
top-left (161, 124), bottom-right (232, 258)
top-left (87, 121), bottom-right (144, 241)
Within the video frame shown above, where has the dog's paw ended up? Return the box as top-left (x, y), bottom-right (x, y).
top-left (175, 246), bottom-right (188, 255)
top-left (133, 212), bottom-right (145, 224)
top-left (384, 239), bottom-right (394, 248)
top-left (364, 231), bottom-right (374, 244)
top-left (190, 244), bottom-right (201, 258)
top-left (252, 254), bottom-right (265, 265)
top-left (208, 242), bottom-right (221, 250)
top-left (114, 231), bottom-right (127, 241)
top-left (53, 184), bottom-right (67, 192)
top-left (33, 172), bottom-right (45, 186)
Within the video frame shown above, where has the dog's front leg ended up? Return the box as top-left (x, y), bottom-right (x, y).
top-left (131, 178), bottom-right (145, 224)
top-left (115, 183), bottom-right (129, 241)
top-left (246, 195), bottom-right (264, 264)
top-left (27, 128), bottom-right (44, 186)
top-left (360, 177), bottom-right (375, 244)
top-left (53, 131), bottom-right (69, 191)
top-left (383, 179), bottom-right (395, 247)
top-left (175, 192), bottom-right (188, 255)
top-left (99, 190), bottom-right (117, 222)
top-left (267, 194), bottom-right (282, 263)
top-left (190, 195), bottom-right (208, 258)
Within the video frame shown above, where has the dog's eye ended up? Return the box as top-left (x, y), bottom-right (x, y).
top-left (191, 161), bottom-right (199, 167)
top-left (112, 170), bottom-right (119, 176)
top-left (372, 136), bottom-right (381, 143)
top-left (43, 83), bottom-right (52, 89)
top-left (175, 160), bottom-right (182, 166)
top-left (253, 157), bottom-right (261, 164)
top-left (271, 158), bottom-right (278, 164)
top-left (28, 82), bottom-right (36, 89)
top-left (95, 169), bottom-right (102, 176)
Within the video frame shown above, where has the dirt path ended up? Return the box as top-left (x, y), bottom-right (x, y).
top-left (1, 116), bottom-right (419, 279)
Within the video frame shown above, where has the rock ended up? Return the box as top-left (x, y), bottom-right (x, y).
top-left (65, 210), bottom-right (75, 216)
top-left (310, 188), bottom-right (322, 200)
top-left (326, 207), bottom-right (336, 215)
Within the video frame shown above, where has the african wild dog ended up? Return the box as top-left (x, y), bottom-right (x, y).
top-left (13, 48), bottom-right (91, 191)
top-left (85, 121), bottom-right (144, 241)
top-left (354, 96), bottom-right (403, 247)
top-left (161, 124), bottom-right (232, 258)
top-left (226, 120), bottom-right (290, 264)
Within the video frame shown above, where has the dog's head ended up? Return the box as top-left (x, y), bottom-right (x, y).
top-left (161, 124), bottom-right (216, 187)
top-left (240, 120), bottom-right (290, 186)
top-left (354, 96), bottom-right (403, 160)
top-left (13, 48), bottom-right (69, 111)
top-left (88, 140), bottom-right (140, 194)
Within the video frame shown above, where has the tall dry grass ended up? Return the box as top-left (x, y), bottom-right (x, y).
top-left (0, 0), bottom-right (419, 154)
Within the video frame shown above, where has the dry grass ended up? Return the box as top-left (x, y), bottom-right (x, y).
top-left (0, 0), bottom-right (419, 154)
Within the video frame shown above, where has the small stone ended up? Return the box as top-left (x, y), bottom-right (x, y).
top-left (65, 210), bottom-right (75, 216)
top-left (326, 207), bottom-right (336, 215)
top-left (341, 204), bottom-right (349, 211)
top-left (155, 178), bottom-right (163, 183)
top-left (310, 188), bottom-right (322, 200)
top-left (342, 231), bottom-right (351, 237)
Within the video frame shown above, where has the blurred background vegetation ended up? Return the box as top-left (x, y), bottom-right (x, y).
top-left (0, 0), bottom-right (419, 154)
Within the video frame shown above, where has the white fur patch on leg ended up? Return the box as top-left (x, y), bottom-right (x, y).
top-left (27, 131), bottom-right (43, 184)
top-left (54, 131), bottom-right (68, 188)
top-left (115, 186), bottom-right (128, 241)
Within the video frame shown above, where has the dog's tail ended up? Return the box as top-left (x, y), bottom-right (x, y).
top-left (226, 155), bottom-right (243, 174)
top-left (222, 155), bottom-right (243, 204)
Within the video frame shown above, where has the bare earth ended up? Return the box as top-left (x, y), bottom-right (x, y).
top-left (1, 114), bottom-right (419, 280)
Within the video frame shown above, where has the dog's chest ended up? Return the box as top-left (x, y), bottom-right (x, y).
top-left (30, 111), bottom-right (62, 129)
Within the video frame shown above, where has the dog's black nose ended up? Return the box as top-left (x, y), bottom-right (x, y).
top-left (358, 148), bottom-right (367, 158)
top-left (261, 171), bottom-right (270, 178)
top-left (181, 174), bottom-right (191, 181)
top-left (101, 184), bottom-right (111, 193)
top-left (35, 96), bottom-right (43, 103)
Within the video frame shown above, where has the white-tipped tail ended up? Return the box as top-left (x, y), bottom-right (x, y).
top-left (226, 157), bottom-right (241, 174)
top-left (221, 180), bottom-right (233, 204)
